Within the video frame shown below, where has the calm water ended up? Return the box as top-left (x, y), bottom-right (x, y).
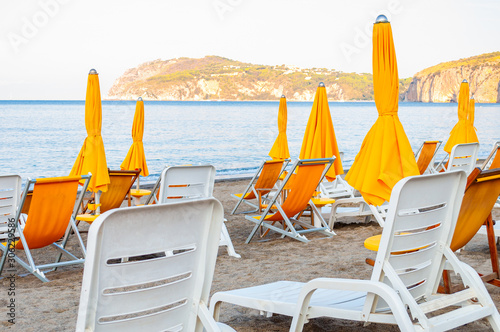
top-left (0, 100), bottom-right (498, 183)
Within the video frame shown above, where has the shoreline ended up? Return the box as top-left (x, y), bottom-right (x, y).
top-left (2, 99), bottom-right (500, 104)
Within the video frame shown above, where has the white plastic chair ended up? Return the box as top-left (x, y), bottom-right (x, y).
top-left (76, 198), bottom-right (234, 332)
top-left (0, 175), bottom-right (22, 237)
top-left (211, 171), bottom-right (500, 331)
top-left (319, 152), bottom-right (355, 200)
top-left (319, 152), bottom-right (386, 229)
top-left (159, 165), bottom-right (241, 258)
top-left (432, 142), bottom-right (479, 175)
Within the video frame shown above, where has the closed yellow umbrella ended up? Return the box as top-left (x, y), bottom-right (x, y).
top-left (70, 69), bottom-right (110, 193)
top-left (269, 95), bottom-right (290, 160)
top-left (443, 80), bottom-right (478, 153)
top-left (121, 97), bottom-right (149, 176)
top-left (467, 96), bottom-right (479, 143)
top-left (299, 82), bottom-right (343, 180)
top-left (345, 16), bottom-right (419, 206)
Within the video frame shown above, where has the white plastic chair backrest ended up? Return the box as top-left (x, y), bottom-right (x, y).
top-left (76, 198), bottom-right (224, 332)
top-left (158, 165), bottom-right (216, 202)
top-left (0, 175), bottom-right (22, 231)
top-left (371, 171), bottom-right (467, 311)
top-left (447, 142), bottom-right (479, 175)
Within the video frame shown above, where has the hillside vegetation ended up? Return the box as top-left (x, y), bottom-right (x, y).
top-left (108, 56), bottom-right (378, 101)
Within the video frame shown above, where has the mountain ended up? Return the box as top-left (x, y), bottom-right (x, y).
top-left (107, 56), bottom-right (374, 101)
top-left (403, 52), bottom-right (500, 103)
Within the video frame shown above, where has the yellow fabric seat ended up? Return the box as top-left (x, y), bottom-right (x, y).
top-left (245, 158), bottom-right (336, 243)
top-left (0, 175), bottom-right (90, 282)
top-left (76, 214), bottom-right (98, 224)
top-left (79, 169), bottom-right (140, 223)
top-left (231, 159), bottom-right (289, 214)
top-left (129, 189), bottom-right (151, 198)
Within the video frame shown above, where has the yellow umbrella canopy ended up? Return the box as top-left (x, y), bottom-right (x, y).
top-left (268, 95), bottom-right (290, 160)
top-left (467, 96), bottom-right (479, 143)
top-left (121, 97), bottom-right (149, 176)
top-left (443, 80), bottom-right (478, 153)
top-left (70, 69), bottom-right (110, 193)
top-left (299, 83), bottom-right (343, 180)
top-left (345, 16), bottom-right (419, 206)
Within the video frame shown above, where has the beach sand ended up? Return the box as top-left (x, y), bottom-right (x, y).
top-left (1, 179), bottom-right (500, 331)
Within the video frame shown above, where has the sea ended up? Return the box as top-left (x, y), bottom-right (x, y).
top-left (0, 100), bottom-right (499, 184)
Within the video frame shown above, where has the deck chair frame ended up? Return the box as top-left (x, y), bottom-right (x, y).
top-left (143, 171), bottom-right (163, 205)
top-left (480, 141), bottom-right (500, 170)
top-left (0, 174), bottom-right (90, 282)
top-left (158, 165), bottom-right (241, 258)
top-left (76, 198), bottom-right (231, 332)
top-left (245, 158), bottom-right (336, 244)
top-left (211, 171), bottom-right (500, 331)
top-left (78, 169), bottom-right (140, 224)
top-left (231, 159), bottom-right (290, 215)
top-left (414, 140), bottom-right (442, 174)
top-left (480, 141), bottom-right (500, 208)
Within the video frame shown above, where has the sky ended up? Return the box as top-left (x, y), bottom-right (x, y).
top-left (0, 0), bottom-right (498, 100)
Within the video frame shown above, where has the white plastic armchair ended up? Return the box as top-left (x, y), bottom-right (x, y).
top-left (76, 198), bottom-right (235, 332)
top-left (159, 165), bottom-right (240, 258)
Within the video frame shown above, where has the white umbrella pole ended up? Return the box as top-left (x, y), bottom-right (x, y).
top-left (96, 190), bottom-right (101, 215)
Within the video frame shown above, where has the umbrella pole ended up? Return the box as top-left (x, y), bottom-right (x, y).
top-left (136, 176), bottom-right (140, 190)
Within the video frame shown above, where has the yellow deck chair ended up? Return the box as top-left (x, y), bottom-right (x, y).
top-left (482, 141), bottom-right (500, 208)
top-left (231, 159), bottom-right (289, 214)
top-left (0, 175), bottom-right (90, 282)
top-left (77, 169), bottom-right (140, 224)
top-left (245, 158), bottom-right (336, 243)
top-left (414, 140), bottom-right (442, 174)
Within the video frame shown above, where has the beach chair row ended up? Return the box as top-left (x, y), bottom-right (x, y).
top-left (0, 165), bottom-right (241, 284)
top-left (74, 170), bottom-right (500, 331)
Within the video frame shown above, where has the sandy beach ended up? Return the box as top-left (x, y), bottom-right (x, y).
top-left (1, 178), bottom-right (500, 331)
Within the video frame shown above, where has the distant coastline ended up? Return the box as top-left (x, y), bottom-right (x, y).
top-left (107, 53), bottom-right (500, 103)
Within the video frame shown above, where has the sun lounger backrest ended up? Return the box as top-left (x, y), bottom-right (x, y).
top-left (76, 198), bottom-right (224, 332)
top-left (450, 168), bottom-right (500, 251)
top-left (447, 142), bottom-right (479, 175)
top-left (265, 162), bottom-right (325, 222)
top-left (415, 141), bottom-right (440, 175)
top-left (159, 165), bottom-right (215, 201)
top-left (373, 171), bottom-right (466, 308)
top-left (17, 176), bottom-right (81, 250)
top-left (0, 175), bottom-right (22, 230)
top-left (99, 169), bottom-right (139, 213)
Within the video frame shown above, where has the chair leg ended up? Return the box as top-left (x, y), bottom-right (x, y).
top-left (220, 222), bottom-right (241, 258)
top-left (486, 214), bottom-right (500, 286)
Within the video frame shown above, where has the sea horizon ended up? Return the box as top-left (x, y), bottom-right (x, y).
top-left (1, 100), bottom-right (499, 184)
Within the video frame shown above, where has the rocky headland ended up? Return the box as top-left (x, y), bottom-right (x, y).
top-left (108, 53), bottom-right (500, 103)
